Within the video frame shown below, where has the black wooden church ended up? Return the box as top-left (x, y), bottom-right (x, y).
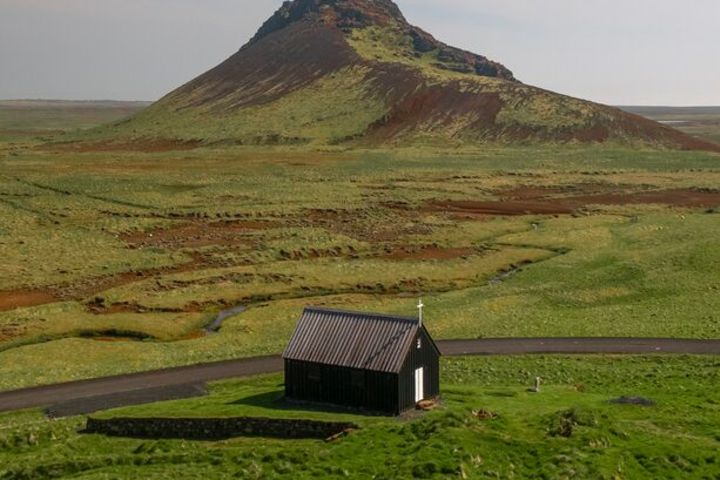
top-left (283, 305), bottom-right (441, 415)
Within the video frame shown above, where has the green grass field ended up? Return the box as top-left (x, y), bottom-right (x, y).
top-left (1, 355), bottom-right (718, 479)
top-left (0, 104), bottom-right (719, 389)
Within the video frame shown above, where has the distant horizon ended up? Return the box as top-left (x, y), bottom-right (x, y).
top-left (2, 0), bottom-right (719, 105)
top-left (3, 98), bottom-right (720, 109)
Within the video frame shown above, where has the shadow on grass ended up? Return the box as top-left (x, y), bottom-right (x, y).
top-left (229, 390), bottom-right (389, 417)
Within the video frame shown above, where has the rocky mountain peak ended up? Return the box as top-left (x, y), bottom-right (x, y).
top-left (245, 0), bottom-right (516, 81)
top-left (249, 0), bottom-right (406, 45)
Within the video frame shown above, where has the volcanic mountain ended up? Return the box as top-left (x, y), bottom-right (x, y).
top-left (112, 0), bottom-right (718, 150)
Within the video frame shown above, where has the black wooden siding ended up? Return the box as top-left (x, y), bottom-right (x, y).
top-left (285, 360), bottom-right (398, 414)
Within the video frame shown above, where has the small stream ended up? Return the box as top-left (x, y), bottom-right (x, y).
top-left (488, 266), bottom-right (522, 285)
top-left (205, 305), bottom-right (246, 333)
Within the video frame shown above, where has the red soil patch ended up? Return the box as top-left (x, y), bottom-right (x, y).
top-left (380, 246), bottom-right (476, 261)
top-left (121, 220), bottom-right (276, 249)
top-left (426, 188), bottom-right (720, 217)
top-left (0, 290), bottom-right (58, 313)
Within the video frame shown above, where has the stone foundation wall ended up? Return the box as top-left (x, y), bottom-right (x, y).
top-left (84, 416), bottom-right (358, 440)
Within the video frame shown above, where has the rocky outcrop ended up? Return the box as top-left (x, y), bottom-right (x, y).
top-left (249, 0), bottom-right (405, 45)
top-left (247, 0), bottom-right (515, 81)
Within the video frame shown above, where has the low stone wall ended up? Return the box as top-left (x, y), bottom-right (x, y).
top-left (84, 416), bottom-right (358, 440)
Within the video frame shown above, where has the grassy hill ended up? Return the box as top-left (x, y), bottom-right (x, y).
top-left (80, 0), bottom-right (719, 152)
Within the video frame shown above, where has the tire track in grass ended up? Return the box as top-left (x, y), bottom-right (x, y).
top-left (13, 178), bottom-right (155, 210)
top-left (0, 196), bottom-right (53, 219)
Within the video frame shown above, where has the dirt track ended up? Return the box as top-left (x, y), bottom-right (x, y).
top-left (1, 338), bottom-right (719, 414)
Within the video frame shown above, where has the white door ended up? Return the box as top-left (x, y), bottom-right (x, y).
top-left (415, 367), bottom-right (425, 402)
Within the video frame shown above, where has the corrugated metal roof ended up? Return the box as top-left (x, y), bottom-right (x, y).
top-left (283, 307), bottom-right (421, 373)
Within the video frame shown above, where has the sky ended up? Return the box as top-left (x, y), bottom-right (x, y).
top-left (1, 0), bottom-right (718, 106)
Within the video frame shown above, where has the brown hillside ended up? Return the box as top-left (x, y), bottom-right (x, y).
top-left (111, 0), bottom-right (720, 151)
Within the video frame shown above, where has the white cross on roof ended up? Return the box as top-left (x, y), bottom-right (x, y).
top-left (417, 299), bottom-right (424, 327)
